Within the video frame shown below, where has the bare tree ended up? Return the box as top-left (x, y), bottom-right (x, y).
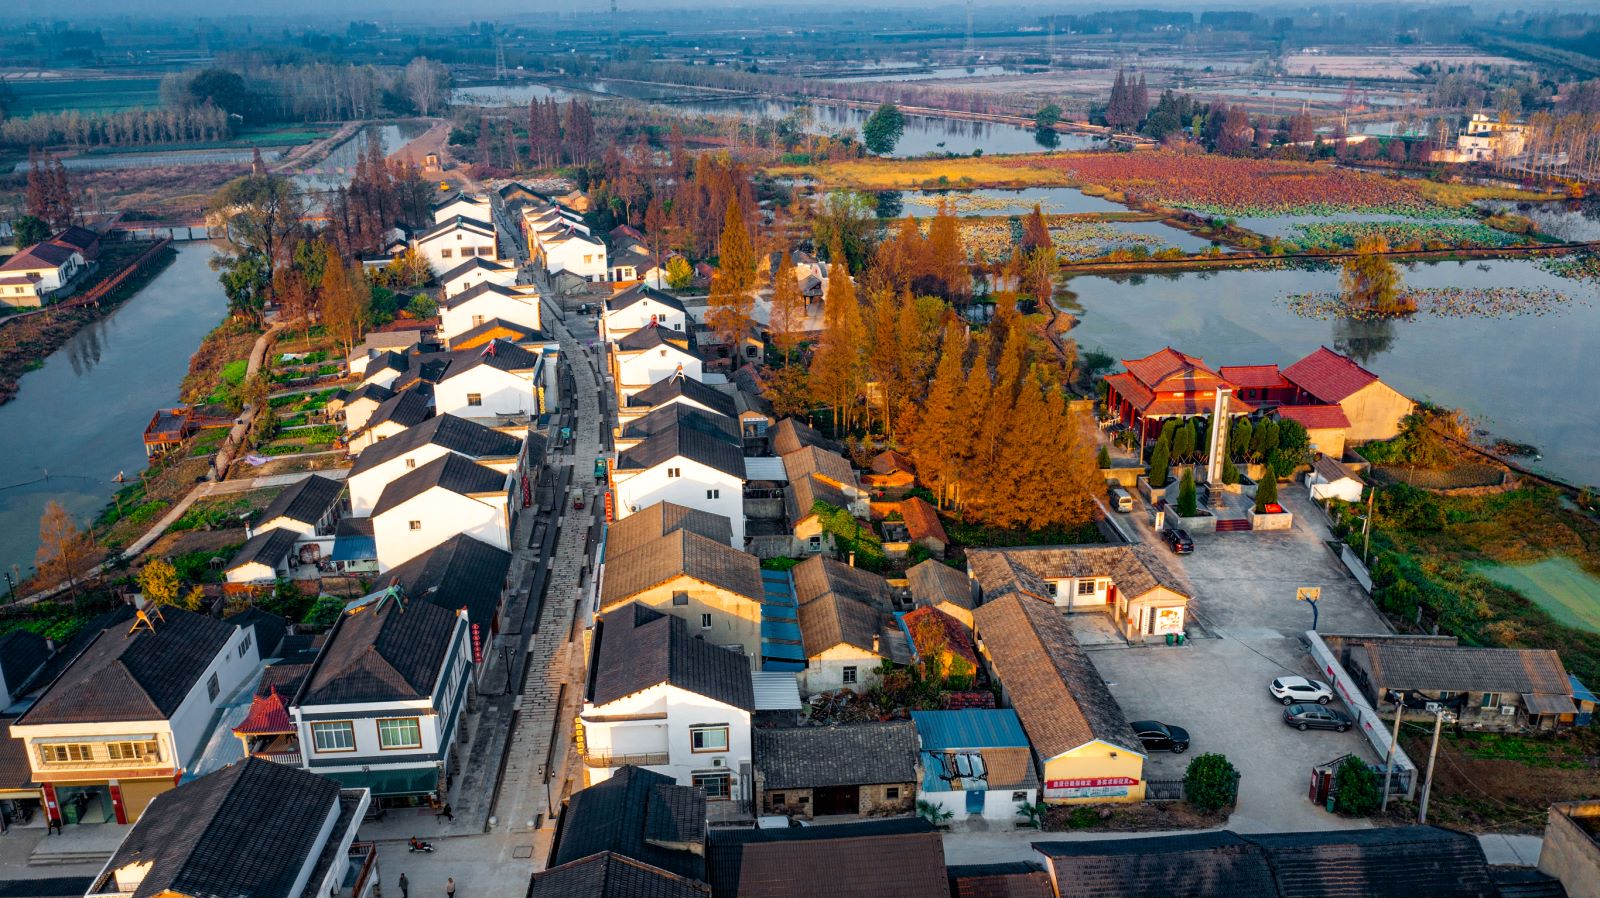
top-left (404, 58), bottom-right (451, 117)
top-left (36, 501), bottom-right (97, 601)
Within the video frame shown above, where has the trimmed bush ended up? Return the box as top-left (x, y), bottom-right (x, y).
top-left (1148, 440), bottom-right (1171, 489)
top-left (1254, 472), bottom-right (1279, 511)
top-left (1097, 446), bottom-right (1112, 469)
top-left (1183, 753), bottom-right (1240, 812)
top-left (1177, 469), bottom-right (1198, 517)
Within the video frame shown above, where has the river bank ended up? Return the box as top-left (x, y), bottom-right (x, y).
top-left (0, 241), bottom-right (175, 406)
top-left (0, 243), bottom-right (225, 582)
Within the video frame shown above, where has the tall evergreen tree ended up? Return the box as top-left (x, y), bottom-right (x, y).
top-left (911, 321), bottom-right (970, 508)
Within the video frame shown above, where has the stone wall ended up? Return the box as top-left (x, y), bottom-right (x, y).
top-left (858, 782), bottom-right (916, 817)
top-left (1539, 801), bottom-right (1600, 898)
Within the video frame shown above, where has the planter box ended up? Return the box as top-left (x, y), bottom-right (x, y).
top-left (1170, 510), bottom-right (1216, 533)
top-left (1248, 509), bottom-right (1294, 531)
top-left (1137, 474), bottom-right (1174, 504)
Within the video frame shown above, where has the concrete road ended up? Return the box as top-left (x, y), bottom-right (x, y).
top-left (1084, 487), bottom-right (1393, 834)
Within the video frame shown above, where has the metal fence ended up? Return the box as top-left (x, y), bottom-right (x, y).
top-left (1146, 779), bottom-right (1185, 801)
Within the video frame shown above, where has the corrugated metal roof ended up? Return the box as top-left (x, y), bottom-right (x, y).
top-left (1571, 674), bottom-right (1597, 704)
top-left (744, 456), bottom-right (787, 481)
top-left (330, 536), bottom-right (377, 562)
top-left (911, 709), bottom-right (1031, 749)
top-left (760, 569), bottom-right (805, 669)
top-left (751, 671), bottom-right (803, 710)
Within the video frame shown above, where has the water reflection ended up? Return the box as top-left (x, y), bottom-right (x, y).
top-left (1034, 128), bottom-right (1060, 150)
top-left (1331, 316), bottom-right (1397, 367)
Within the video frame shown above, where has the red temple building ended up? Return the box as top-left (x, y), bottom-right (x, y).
top-left (1103, 348), bottom-right (1255, 448)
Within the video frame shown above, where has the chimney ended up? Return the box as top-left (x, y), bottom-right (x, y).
top-left (872, 634), bottom-right (880, 654)
top-left (848, 551), bottom-right (856, 568)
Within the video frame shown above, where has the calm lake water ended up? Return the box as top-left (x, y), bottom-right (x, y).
top-left (1063, 258), bottom-right (1600, 486)
top-left (0, 243), bottom-right (225, 584)
top-left (670, 98), bottom-right (1105, 157)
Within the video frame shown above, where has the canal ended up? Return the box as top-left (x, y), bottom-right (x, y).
top-left (0, 243), bottom-right (225, 586)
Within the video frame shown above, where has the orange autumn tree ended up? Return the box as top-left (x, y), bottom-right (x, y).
top-left (707, 197), bottom-right (758, 346)
top-left (768, 252), bottom-right (808, 366)
top-left (808, 235), bottom-right (865, 434)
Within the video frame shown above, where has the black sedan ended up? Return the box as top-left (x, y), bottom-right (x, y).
top-left (1130, 720), bottom-right (1191, 753)
top-left (1283, 704), bottom-right (1354, 732)
top-left (1160, 527), bottom-right (1194, 555)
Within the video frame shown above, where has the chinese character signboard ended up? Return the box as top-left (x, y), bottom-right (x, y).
top-left (1043, 776), bottom-right (1139, 800)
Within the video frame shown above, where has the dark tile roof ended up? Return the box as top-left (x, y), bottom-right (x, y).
top-left (606, 502), bottom-right (734, 558)
top-left (342, 382), bottom-right (395, 406)
top-left (616, 417), bottom-right (746, 481)
top-left (972, 593), bottom-right (1142, 757)
top-left (382, 534), bottom-right (510, 628)
top-left (349, 413), bottom-right (522, 476)
top-left (551, 766), bottom-right (707, 882)
top-left (616, 326), bottom-right (699, 356)
top-left (784, 473), bottom-right (850, 526)
top-left (1490, 868), bottom-right (1569, 898)
top-left (294, 590), bottom-right (461, 706)
top-left (754, 721), bottom-right (919, 790)
top-left (362, 385), bottom-right (434, 432)
top-left (225, 527), bottom-right (299, 572)
top-left (90, 758), bottom-right (341, 898)
top-left (630, 373), bottom-right (738, 418)
top-left (0, 717), bottom-right (34, 790)
top-left (49, 225), bottom-right (100, 253)
top-left (530, 852), bottom-right (711, 898)
top-left (908, 559), bottom-right (975, 611)
top-left (792, 555), bottom-right (893, 608)
top-left (608, 284), bottom-right (688, 315)
top-left (18, 607), bottom-right (235, 725)
top-left (620, 403), bottom-right (741, 447)
top-left (224, 607), bottom-right (287, 658)
top-left (0, 876), bottom-right (90, 898)
top-left (449, 317), bottom-right (542, 348)
top-left (590, 604), bottom-right (754, 710)
top-left (948, 863), bottom-right (1055, 898)
top-left (365, 349), bottom-right (409, 376)
top-left (1032, 831), bottom-right (1276, 898)
top-left (780, 444), bottom-right (857, 487)
top-left (0, 629), bottom-right (50, 695)
top-left (442, 279), bottom-right (522, 311)
top-left (372, 452), bottom-right (507, 517)
top-left (769, 418), bottom-right (843, 457)
top-left (417, 214), bottom-right (494, 242)
top-left (1031, 826), bottom-right (1498, 898)
top-left (706, 818), bottom-right (945, 898)
top-left (438, 255), bottom-right (513, 283)
top-left (259, 474), bottom-right (344, 527)
top-left (1248, 826), bottom-right (1497, 898)
top-left (1356, 642), bottom-right (1572, 696)
top-left (19, 606), bottom-right (133, 700)
top-left (602, 529), bottom-right (765, 610)
top-left (438, 338), bottom-right (543, 379)
top-left (791, 556), bottom-right (904, 659)
top-left (2, 240), bottom-right (78, 269)
top-left (967, 544), bottom-right (1191, 602)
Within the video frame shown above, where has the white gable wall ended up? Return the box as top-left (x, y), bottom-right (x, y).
top-left (440, 292), bottom-right (542, 342)
top-left (580, 681), bottom-right (752, 789)
top-left (435, 365), bottom-right (536, 419)
top-left (373, 488), bottom-right (510, 570)
top-left (602, 300), bottom-right (686, 342)
top-left (613, 458), bottom-right (744, 547)
top-left (440, 265), bottom-right (516, 299)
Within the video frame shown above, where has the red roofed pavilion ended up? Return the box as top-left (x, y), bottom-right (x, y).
top-left (231, 686), bottom-right (300, 764)
top-left (1103, 347), bottom-right (1254, 450)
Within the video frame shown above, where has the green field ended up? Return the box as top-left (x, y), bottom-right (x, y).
top-left (1476, 557), bottom-right (1600, 634)
top-left (1, 78), bottom-right (163, 116)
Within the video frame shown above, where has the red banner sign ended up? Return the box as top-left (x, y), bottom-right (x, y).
top-left (471, 623), bottom-right (483, 665)
top-left (604, 490), bottom-right (614, 522)
top-left (1045, 777), bottom-right (1139, 789)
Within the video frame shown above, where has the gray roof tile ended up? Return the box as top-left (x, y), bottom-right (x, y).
top-left (754, 721), bottom-right (919, 789)
top-left (591, 605), bottom-right (754, 710)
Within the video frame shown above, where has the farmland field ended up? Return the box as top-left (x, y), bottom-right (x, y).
top-left (1, 77), bottom-right (163, 116)
top-left (1475, 558), bottom-right (1600, 634)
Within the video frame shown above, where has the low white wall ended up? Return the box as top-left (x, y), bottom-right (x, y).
top-left (1305, 631), bottom-right (1417, 797)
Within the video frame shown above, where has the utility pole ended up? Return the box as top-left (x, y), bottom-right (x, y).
top-left (965, 0), bottom-right (975, 67)
top-left (1417, 707), bottom-right (1452, 824)
top-left (1379, 691), bottom-right (1404, 811)
top-left (1046, 16), bottom-right (1055, 69)
top-left (1362, 484), bottom-right (1376, 564)
top-left (611, 0), bottom-right (620, 49)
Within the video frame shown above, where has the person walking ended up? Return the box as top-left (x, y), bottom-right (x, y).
top-left (440, 803), bottom-right (454, 823)
top-left (397, 873), bottom-right (409, 898)
top-left (445, 877), bottom-right (456, 897)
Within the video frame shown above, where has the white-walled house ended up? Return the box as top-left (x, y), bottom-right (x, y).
top-left (611, 415), bottom-right (747, 547)
top-left (371, 453), bottom-right (513, 570)
top-left (345, 386), bottom-right (434, 455)
top-left (792, 555), bottom-right (909, 696)
top-left (437, 256), bottom-right (517, 299)
top-left (86, 759), bottom-right (375, 898)
top-left (1307, 455), bottom-right (1365, 503)
top-left (609, 327), bottom-right (704, 404)
top-left (578, 603), bottom-right (754, 796)
top-left (538, 228), bottom-right (608, 282)
top-left (910, 710), bottom-right (1039, 821)
top-left (433, 193), bottom-right (493, 225)
top-left (223, 527), bottom-right (299, 588)
top-left (9, 606), bottom-right (258, 824)
top-left (250, 474), bottom-right (345, 559)
top-left (290, 588), bottom-right (472, 800)
top-left (335, 383), bottom-right (396, 432)
top-left (619, 370), bottom-right (738, 423)
top-left (0, 241), bottom-right (84, 307)
top-left (440, 282), bottom-right (543, 344)
top-left (345, 414), bottom-right (524, 516)
top-left (414, 216), bottom-right (498, 276)
top-left (433, 339), bottom-right (544, 421)
top-left (601, 284), bottom-right (687, 343)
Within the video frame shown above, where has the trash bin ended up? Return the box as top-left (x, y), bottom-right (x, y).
top-left (1165, 633), bottom-right (1175, 646)
top-left (1176, 632), bottom-right (1186, 646)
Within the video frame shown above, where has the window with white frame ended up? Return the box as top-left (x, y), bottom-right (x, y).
top-left (1077, 579), bottom-right (1098, 596)
top-left (377, 717), bottom-right (423, 750)
top-left (467, 393), bottom-right (483, 407)
top-left (310, 721), bottom-right (356, 752)
top-left (700, 613), bottom-right (713, 629)
top-left (690, 725), bottom-right (729, 753)
top-left (842, 666), bottom-right (858, 685)
top-left (707, 489), bottom-right (719, 500)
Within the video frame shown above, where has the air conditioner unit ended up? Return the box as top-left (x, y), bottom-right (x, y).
top-left (1424, 702), bottom-right (1442, 713)
top-left (712, 758), bottom-right (725, 767)
top-left (1500, 705), bottom-right (1517, 716)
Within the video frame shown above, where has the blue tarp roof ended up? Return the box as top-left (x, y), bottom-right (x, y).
top-left (1571, 674), bottom-right (1597, 705)
top-left (911, 709), bottom-right (1030, 750)
top-left (330, 536), bottom-right (377, 562)
top-left (760, 569), bottom-right (805, 671)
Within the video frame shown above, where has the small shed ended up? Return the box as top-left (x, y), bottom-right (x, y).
top-left (912, 709), bottom-right (1039, 820)
top-left (1307, 455), bottom-right (1364, 503)
top-left (753, 721), bottom-right (919, 819)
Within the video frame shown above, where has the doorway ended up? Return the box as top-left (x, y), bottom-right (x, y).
top-left (56, 786), bottom-right (114, 824)
top-left (966, 789), bottom-right (986, 815)
top-left (812, 785), bottom-right (859, 816)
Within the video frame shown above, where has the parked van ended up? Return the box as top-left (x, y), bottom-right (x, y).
top-left (1109, 484), bottom-right (1134, 513)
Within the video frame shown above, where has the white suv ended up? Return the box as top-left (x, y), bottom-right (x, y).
top-left (1269, 676), bottom-right (1334, 706)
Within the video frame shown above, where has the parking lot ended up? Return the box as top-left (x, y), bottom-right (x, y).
top-left (1082, 488), bottom-right (1391, 833)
